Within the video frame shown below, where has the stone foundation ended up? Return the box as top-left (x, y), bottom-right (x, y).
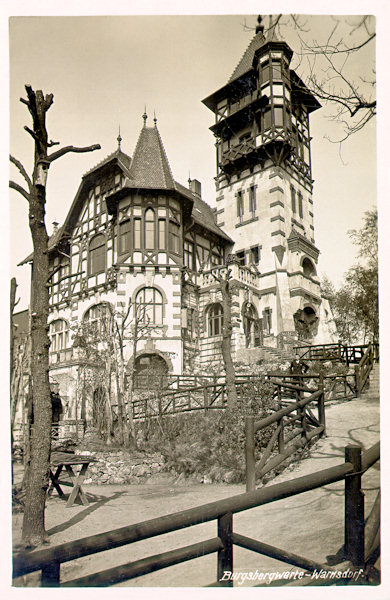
top-left (77, 450), bottom-right (164, 485)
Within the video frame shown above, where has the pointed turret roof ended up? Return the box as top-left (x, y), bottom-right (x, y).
top-left (228, 29), bottom-right (266, 84)
top-left (127, 124), bottom-right (175, 190)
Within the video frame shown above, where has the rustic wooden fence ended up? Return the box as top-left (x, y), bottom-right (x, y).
top-left (245, 385), bottom-right (325, 492)
top-left (132, 343), bottom-right (378, 420)
top-left (13, 442), bottom-right (379, 587)
top-left (295, 342), bottom-right (379, 367)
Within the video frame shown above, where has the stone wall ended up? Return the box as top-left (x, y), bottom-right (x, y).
top-left (77, 450), bottom-right (165, 485)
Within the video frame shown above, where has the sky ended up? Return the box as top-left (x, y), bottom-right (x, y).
top-left (4, 6), bottom-right (381, 312)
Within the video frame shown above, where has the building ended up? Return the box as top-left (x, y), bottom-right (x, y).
top-left (19, 18), bottom-right (336, 434)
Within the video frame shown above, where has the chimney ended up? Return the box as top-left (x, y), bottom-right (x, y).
top-left (52, 221), bottom-right (59, 234)
top-left (189, 178), bottom-right (201, 198)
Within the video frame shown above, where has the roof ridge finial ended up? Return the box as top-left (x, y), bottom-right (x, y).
top-left (143, 106), bottom-right (148, 127)
top-left (256, 15), bottom-right (264, 35)
top-left (153, 110), bottom-right (158, 127)
top-left (188, 171), bottom-right (191, 186)
top-left (117, 125), bottom-right (122, 150)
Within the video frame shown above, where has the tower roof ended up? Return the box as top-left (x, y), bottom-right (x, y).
top-left (228, 29), bottom-right (266, 84)
top-left (127, 123), bottom-right (175, 190)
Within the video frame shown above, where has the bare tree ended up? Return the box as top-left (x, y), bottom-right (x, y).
top-left (210, 265), bottom-right (238, 409)
top-left (9, 85), bottom-right (100, 547)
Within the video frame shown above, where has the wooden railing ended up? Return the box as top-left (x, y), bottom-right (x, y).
top-left (267, 372), bottom-right (356, 404)
top-left (13, 442), bottom-right (379, 587)
top-left (245, 385), bottom-right (325, 492)
top-left (354, 343), bottom-right (377, 396)
top-left (295, 342), bottom-right (379, 367)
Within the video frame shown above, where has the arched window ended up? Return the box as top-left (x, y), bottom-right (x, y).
top-left (89, 234), bottom-right (106, 275)
top-left (144, 208), bottom-right (156, 250)
top-left (83, 303), bottom-right (112, 338)
top-left (49, 319), bottom-right (69, 352)
top-left (135, 287), bottom-right (163, 324)
top-left (302, 257), bottom-right (316, 277)
top-left (208, 303), bottom-right (223, 337)
top-left (134, 354), bottom-right (168, 389)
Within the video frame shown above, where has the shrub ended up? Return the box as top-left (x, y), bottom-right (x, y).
top-left (136, 376), bottom-right (276, 483)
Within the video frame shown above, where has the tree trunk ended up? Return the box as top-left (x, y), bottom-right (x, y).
top-left (22, 184), bottom-right (52, 547)
top-left (220, 278), bottom-right (238, 409)
top-left (10, 85), bottom-right (101, 547)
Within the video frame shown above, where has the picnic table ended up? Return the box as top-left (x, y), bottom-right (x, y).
top-left (48, 452), bottom-right (97, 508)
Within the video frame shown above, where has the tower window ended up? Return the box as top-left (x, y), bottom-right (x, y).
top-left (144, 208), bottom-right (156, 250)
top-left (249, 185), bottom-right (257, 216)
top-left (298, 192), bottom-right (303, 218)
top-left (134, 218), bottom-right (141, 249)
top-left (263, 307), bottom-right (272, 334)
top-left (250, 246), bottom-right (260, 265)
top-left (290, 186), bottom-right (296, 214)
top-left (158, 219), bottom-right (166, 250)
top-left (263, 109), bottom-right (272, 131)
top-left (119, 219), bottom-right (131, 255)
top-left (168, 220), bottom-right (180, 254)
top-left (208, 303), bottom-right (223, 337)
top-left (237, 191), bottom-right (244, 221)
top-left (302, 257), bottom-right (316, 277)
top-left (271, 61), bottom-right (282, 80)
top-left (274, 107), bottom-right (284, 127)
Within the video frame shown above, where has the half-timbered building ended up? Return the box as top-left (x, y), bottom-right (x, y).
top-left (20, 19), bottom-right (336, 432)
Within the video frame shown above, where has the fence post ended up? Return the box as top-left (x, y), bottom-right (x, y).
top-left (277, 388), bottom-right (285, 453)
top-left (217, 512), bottom-right (233, 587)
top-left (354, 365), bottom-right (360, 396)
top-left (203, 384), bottom-right (209, 414)
top-left (318, 374), bottom-right (326, 436)
top-left (41, 561), bottom-right (60, 586)
top-left (344, 445), bottom-right (365, 565)
top-left (344, 345), bottom-right (349, 367)
top-left (245, 416), bottom-right (256, 492)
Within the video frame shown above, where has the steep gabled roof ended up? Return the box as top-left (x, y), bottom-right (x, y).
top-left (228, 29), bottom-right (266, 84)
top-left (83, 148), bottom-right (131, 178)
top-left (18, 148), bottom-right (132, 266)
top-left (127, 125), bottom-right (175, 190)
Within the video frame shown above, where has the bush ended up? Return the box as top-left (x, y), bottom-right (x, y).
top-left (136, 377), bottom-right (275, 483)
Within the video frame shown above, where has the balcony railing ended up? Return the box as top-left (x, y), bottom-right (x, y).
top-left (199, 264), bottom-right (260, 289)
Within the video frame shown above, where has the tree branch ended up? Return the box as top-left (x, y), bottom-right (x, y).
top-left (24, 126), bottom-right (40, 144)
top-left (9, 155), bottom-right (32, 190)
top-left (9, 180), bottom-right (30, 202)
top-left (48, 144), bottom-right (101, 163)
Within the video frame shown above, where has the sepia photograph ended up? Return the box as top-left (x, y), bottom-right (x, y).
top-left (6, 1), bottom-right (385, 593)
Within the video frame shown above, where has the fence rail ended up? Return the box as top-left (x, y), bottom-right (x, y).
top-left (132, 343), bottom-right (377, 420)
top-left (295, 342), bottom-right (379, 367)
top-left (13, 442), bottom-right (380, 587)
top-left (245, 387), bottom-right (325, 491)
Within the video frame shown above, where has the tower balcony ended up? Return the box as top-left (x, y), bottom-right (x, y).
top-left (199, 263), bottom-right (260, 290)
top-left (288, 273), bottom-right (321, 300)
top-left (227, 91), bottom-right (260, 117)
top-left (220, 137), bottom-right (256, 166)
